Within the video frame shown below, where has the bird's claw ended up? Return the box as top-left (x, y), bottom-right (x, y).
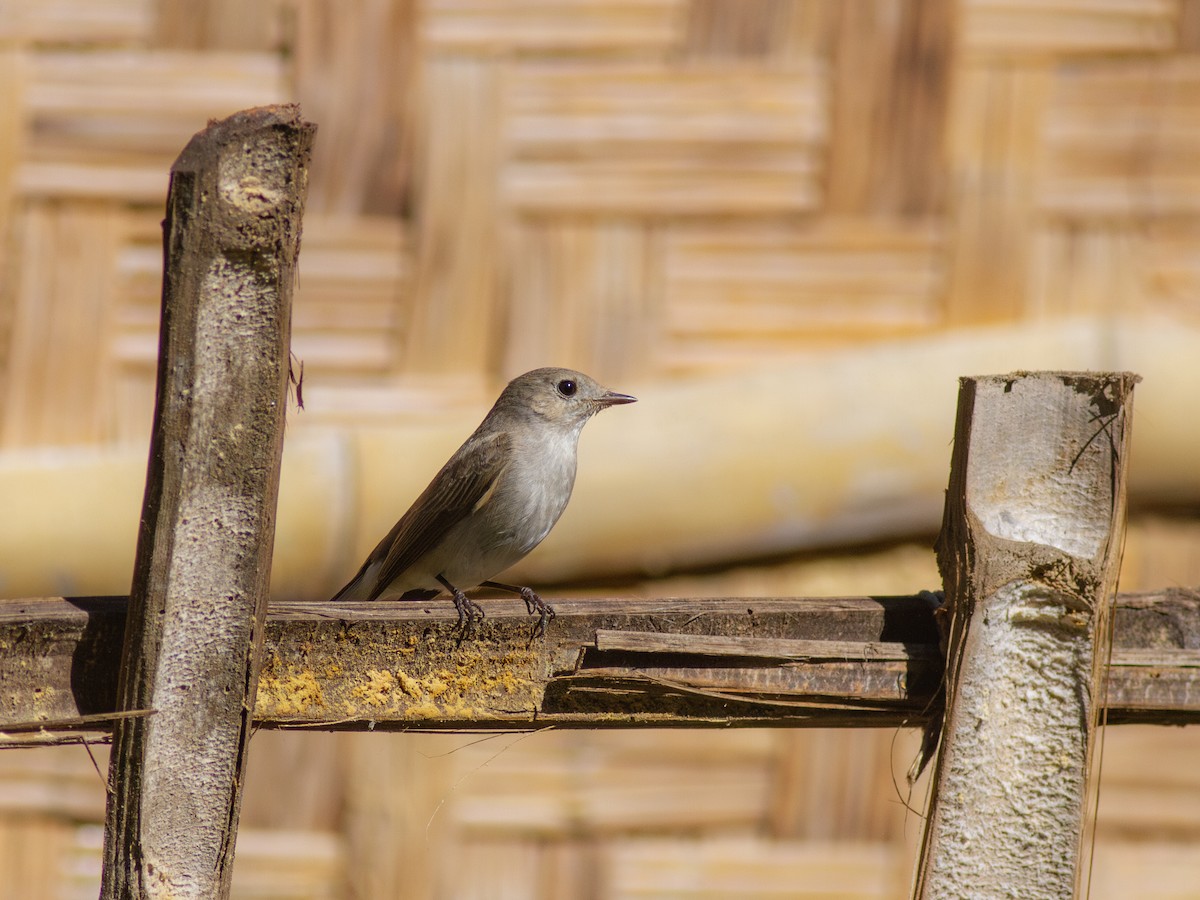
top-left (518, 587), bottom-right (556, 637)
top-left (451, 589), bottom-right (485, 638)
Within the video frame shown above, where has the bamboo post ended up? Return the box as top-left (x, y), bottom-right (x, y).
top-left (914, 372), bottom-right (1138, 899)
top-left (101, 106), bottom-right (314, 899)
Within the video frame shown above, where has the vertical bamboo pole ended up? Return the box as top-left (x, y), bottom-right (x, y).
top-left (101, 105), bottom-right (315, 899)
top-left (914, 372), bottom-right (1137, 899)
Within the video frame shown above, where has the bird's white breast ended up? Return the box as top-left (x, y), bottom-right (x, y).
top-left (487, 422), bottom-right (580, 554)
top-left (396, 419), bottom-right (583, 593)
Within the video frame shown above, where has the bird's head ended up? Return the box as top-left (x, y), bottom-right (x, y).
top-left (499, 367), bottom-right (637, 429)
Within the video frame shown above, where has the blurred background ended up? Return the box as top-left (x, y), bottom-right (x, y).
top-left (3, 1), bottom-right (1200, 897)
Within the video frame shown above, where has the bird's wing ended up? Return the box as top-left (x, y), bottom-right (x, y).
top-left (363, 429), bottom-right (513, 599)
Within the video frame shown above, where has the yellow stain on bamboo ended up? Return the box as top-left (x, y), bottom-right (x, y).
top-left (340, 658), bottom-right (535, 720)
top-left (351, 668), bottom-right (397, 707)
top-left (254, 628), bottom-right (541, 721)
top-left (256, 667), bottom-right (324, 716)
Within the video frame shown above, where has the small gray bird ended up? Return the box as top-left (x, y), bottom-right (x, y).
top-left (331, 367), bottom-right (636, 635)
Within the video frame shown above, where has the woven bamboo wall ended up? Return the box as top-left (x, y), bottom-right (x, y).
top-left (4, 0), bottom-right (1200, 445)
top-left (3, 1), bottom-right (1200, 898)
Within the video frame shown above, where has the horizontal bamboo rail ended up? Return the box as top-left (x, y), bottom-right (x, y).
top-left (1, 588), bottom-right (1196, 744)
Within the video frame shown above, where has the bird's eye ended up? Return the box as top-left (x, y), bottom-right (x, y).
top-left (557, 379), bottom-right (577, 397)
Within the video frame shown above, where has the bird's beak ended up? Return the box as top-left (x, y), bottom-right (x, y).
top-left (598, 390), bottom-right (637, 407)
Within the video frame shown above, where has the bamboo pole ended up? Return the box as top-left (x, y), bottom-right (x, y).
top-left (2, 317), bottom-right (1199, 599)
top-left (913, 372), bottom-right (1138, 899)
top-left (100, 106), bottom-right (314, 899)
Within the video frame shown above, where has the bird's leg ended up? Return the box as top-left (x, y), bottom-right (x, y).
top-left (480, 580), bottom-right (556, 637)
top-left (436, 574), bottom-right (484, 637)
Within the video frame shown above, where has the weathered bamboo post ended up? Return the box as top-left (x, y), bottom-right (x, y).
top-left (914, 372), bottom-right (1138, 899)
top-left (101, 106), bottom-right (315, 899)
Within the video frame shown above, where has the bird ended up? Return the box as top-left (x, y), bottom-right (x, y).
top-left (330, 367), bottom-right (636, 635)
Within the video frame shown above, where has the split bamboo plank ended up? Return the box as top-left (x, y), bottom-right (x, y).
top-left (1120, 514), bottom-right (1200, 592)
top-left (824, 2), bottom-right (953, 217)
top-left (0, 0), bottom-right (151, 45)
top-left (288, 216), bottom-right (411, 375)
top-left (18, 50), bottom-right (286, 203)
top-left (0, 815), bottom-right (74, 900)
top-left (113, 213), bottom-right (412, 388)
top-left (1, 201), bottom-right (124, 447)
top-left (943, 62), bottom-right (1048, 324)
top-left (1142, 220), bottom-right (1200, 317)
top-left (1042, 58), bottom-right (1200, 218)
top-left (61, 823), bottom-right (346, 900)
top-left (1087, 842), bottom-right (1200, 900)
top-left (682, 0), bottom-right (822, 61)
top-left (661, 221), bottom-right (943, 354)
top-left (340, 733), bottom-right (446, 900)
top-left (0, 49), bottom-right (21, 378)
top-left (0, 744), bottom-right (109, 821)
top-left (151, 0), bottom-right (280, 51)
top-left (1091, 727), bottom-right (1200, 840)
top-left (403, 56), bottom-right (504, 376)
top-left (503, 220), bottom-right (657, 380)
top-left (609, 837), bottom-right (905, 899)
top-left (963, 0), bottom-right (1176, 58)
top-left (227, 828), bottom-right (345, 900)
top-left (767, 728), bottom-right (922, 841)
top-left (504, 62), bottom-right (827, 216)
top-left (1028, 222), bottom-right (1145, 319)
top-left (449, 729), bottom-right (777, 836)
top-left (421, 0), bottom-right (684, 58)
top-left (290, 0), bottom-right (417, 215)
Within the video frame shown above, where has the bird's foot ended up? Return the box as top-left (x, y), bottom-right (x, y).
top-left (478, 580), bottom-right (555, 637)
top-left (451, 589), bottom-right (485, 638)
top-left (517, 587), bottom-right (556, 637)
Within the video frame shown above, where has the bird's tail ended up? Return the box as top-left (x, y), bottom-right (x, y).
top-left (330, 560), bottom-right (381, 602)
